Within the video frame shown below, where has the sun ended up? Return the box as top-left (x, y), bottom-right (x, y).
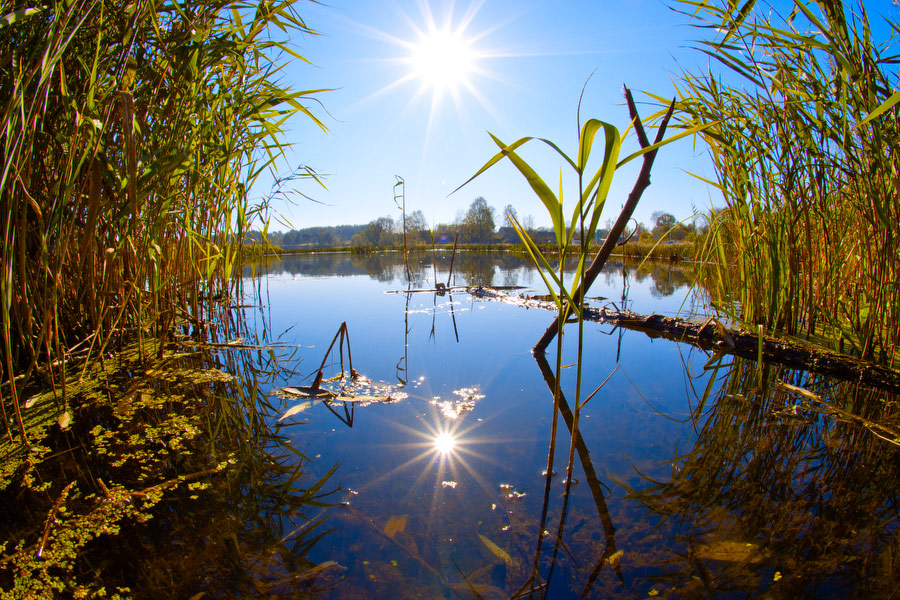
top-left (410, 28), bottom-right (477, 93)
top-left (336, 1), bottom-right (520, 160)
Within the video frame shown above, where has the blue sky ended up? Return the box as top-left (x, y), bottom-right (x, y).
top-left (256, 0), bottom-right (888, 232)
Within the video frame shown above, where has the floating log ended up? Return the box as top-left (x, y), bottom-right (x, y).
top-left (467, 286), bottom-right (900, 393)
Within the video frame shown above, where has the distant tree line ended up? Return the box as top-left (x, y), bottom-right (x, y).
top-left (246, 197), bottom-right (705, 250)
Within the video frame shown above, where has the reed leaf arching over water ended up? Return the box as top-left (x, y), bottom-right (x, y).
top-left (669, 0), bottom-right (900, 363)
top-left (0, 0), bottom-right (328, 431)
top-left (456, 83), bottom-right (711, 594)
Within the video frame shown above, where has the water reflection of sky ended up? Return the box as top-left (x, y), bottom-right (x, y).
top-left (243, 253), bottom-right (705, 591)
top-left (239, 252), bottom-right (900, 599)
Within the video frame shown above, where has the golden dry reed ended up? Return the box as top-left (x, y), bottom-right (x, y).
top-left (0, 0), bottom-right (327, 438)
top-left (666, 0), bottom-right (899, 364)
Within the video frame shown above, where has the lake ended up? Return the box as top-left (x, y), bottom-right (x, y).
top-left (236, 250), bottom-right (900, 599)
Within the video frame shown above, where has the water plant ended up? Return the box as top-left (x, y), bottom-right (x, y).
top-left (0, 0), bottom-right (328, 441)
top-left (0, 333), bottom-right (338, 597)
top-left (0, 0), bottom-right (339, 594)
top-left (668, 0), bottom-right (900, 364)
top-left (455, 83), bottom-right (706, 594)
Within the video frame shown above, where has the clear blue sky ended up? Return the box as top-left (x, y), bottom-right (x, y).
top-left (256, 0), bottom-right (889, 232)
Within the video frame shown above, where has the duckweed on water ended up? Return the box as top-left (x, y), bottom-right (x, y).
top-left (0, 339), bottom-right (336, 598)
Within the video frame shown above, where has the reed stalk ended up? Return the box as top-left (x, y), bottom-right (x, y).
top-left (456, 82), bottom-right (702, 592)
top-left (0, 0), bottom-right (328, 440)
top-left (668, 0), bottom-right (900, 364)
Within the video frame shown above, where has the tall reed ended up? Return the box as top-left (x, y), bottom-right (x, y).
top-left (669, 0), bottom-right (900, 363)
top-left (0, 0), bottom-right (327, 435)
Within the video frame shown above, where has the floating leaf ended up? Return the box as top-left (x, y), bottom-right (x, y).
top-left (383, 515), bottom-right (408, 539)
top-left (694, 540), bottom-right (762, 563)
top-left (605, 549), bottom-right (624, 566)
top-left (330, 395), bottom-right (392, 404)
top-left (276, 386), bottom-right (335, 399)
top-left (777, 381), bottom-right (820, 400)
top-left (58, 410), bottom-right (71, 430)
top-left (277, 387), bottom-right (305, 396)
top-left (279, 401), bottom-right (317, 421)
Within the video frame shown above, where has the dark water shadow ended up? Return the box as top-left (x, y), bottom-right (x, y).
top-left (608, 356), bottom-right (900, 598)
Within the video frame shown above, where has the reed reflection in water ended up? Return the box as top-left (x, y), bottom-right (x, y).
top-left (243, 251), bottom-right (900, 599)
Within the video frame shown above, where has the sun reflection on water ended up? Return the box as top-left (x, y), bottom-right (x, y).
top-left (342, 388), bottom-right (506, 517)
top-left (433, 431), bottom-right (456, 455)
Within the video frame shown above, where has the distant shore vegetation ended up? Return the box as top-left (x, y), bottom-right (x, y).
top-left (245, 196), bottom-right (705, 260)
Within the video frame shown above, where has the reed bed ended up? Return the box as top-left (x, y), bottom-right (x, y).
top-left (667, 0), bottom-right (900, 364)
top-left (615, 239), bottom-right (696, 262)
top-left (0, 0), bottom-right (326, 437)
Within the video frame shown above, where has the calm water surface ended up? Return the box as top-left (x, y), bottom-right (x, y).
top-left (240, 251), bottom-right (900, 599)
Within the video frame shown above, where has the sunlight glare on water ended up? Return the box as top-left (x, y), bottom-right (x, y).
top-left (433, 431), bottom-right (456, 455)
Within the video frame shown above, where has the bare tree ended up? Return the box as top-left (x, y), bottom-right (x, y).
top-left (503, 204), bottom-right (518, 229)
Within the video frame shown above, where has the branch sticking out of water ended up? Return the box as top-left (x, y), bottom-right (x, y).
top-left (312, 321), bottom-right (356, 390)
top-left (533, 90), bottom-right (676, 354)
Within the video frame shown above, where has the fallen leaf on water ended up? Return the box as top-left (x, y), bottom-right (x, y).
top-left (280, 386), bottom-right (335, 398)
top-left (477, 523), bottom-right (518, 568)
top-left (58, 410), bottom-right (71, 430)
top-left (279, 401), bottom-right (316, 421)
top-left (331, 395), bottom-right (390, 403)
top-left (383, 515), bottom-right (408, 539)
top-left (694, 540), bottom-right (763, 563)
top-left (605, 549), bottom-right (624, 566)
top-left (278, 387), bottom-right (305, 396)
